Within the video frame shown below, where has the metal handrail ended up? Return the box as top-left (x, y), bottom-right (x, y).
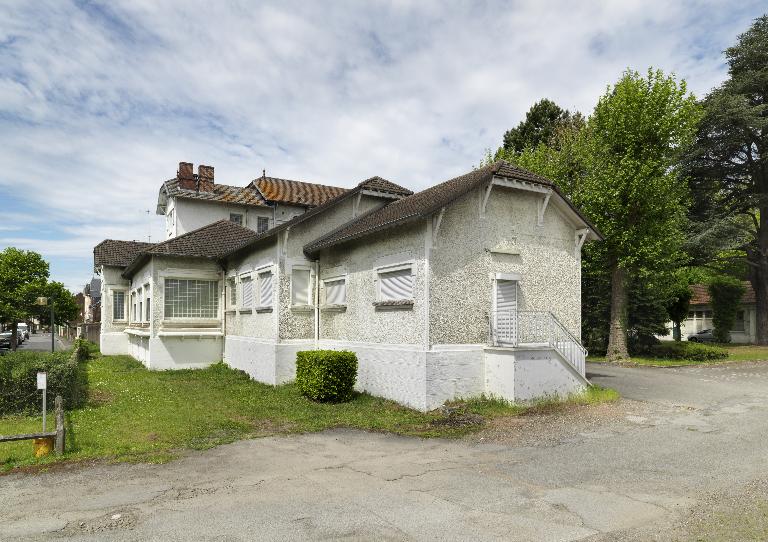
top-left (490, 310), bottom-right (587, 376)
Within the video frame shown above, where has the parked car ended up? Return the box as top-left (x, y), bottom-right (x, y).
top-left (0, 331), bottom-right (11, 349)
top-left (688, 329), bottom-right (715, 343)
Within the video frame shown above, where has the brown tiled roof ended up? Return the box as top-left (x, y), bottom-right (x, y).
top-left (223, 176), bottom-right (412, 260)
top-left (304, 160), bottom-right (599, 255)
top-left (162, 179), bottom-right (268, 207)
top-left (253, 176), bottom-right (348, 207)
top-left (94, 240), bottom-right (155, 267)
top-left (123, 220), bottom-right (259, 277)
top-left (690, 281), bottom-right (755, 305)
top-left (357, 176), bottom-right (413, 196)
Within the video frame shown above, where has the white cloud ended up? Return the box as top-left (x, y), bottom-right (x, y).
top-left (0, 0), bottom-right (764, 291)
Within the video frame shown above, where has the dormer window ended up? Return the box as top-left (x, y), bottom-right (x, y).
top-left (230, 213), bottom-right (243, 225)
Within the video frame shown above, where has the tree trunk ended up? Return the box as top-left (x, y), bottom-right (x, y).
top-left (751, 264), bottom-right (768, 345)
top-left (753, 200), bottom-right (768, 345)
top-left (607, 266), bottom-right (629, 361)
top-left (673, 322), bottom-right (681, 341)
top-left (10, 321), bottom-right (18, 351)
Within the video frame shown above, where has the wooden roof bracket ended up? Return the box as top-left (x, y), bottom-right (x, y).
top-left (537, 192), bottom-right (552, 226)
top-left (574, 228), bottom-right (590, 256)
top-left (432, 207), bottom-right (446, 244)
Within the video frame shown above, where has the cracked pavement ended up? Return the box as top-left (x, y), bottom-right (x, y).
top-left (2, 361), bottom-right (768, 541)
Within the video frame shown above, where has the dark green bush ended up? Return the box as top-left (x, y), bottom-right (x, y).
top-left (649, 341), bottom-right (728, 361)
top-left (0, 348), bottom-right (88, 415)
top-left (709, 277), bottom-right (746, 343)
top-left (296, 350), bottom-right (358, 402)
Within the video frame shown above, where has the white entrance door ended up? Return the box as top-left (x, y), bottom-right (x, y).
top-left (495, 279), bottom-right (517, 346)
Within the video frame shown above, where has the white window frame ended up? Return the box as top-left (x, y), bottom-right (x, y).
top-left (162, 276), bottom-right (221, 322)
top-left (322, 275), bottom-right (347, 306)
top-left (291, 266), bottom-right (313, 307)
top-left (144, 283), bottom-right (151, 322)
top-left (257, 269), bottom-right (274, 310)
top-left (111, 289), bottom-right (127, 322)
top-left (375, 262), bottom-right (415, 302)
top-left (227, 275), bottom-right (238, 311)
top-left (239, 273), bottom-right (254, 312)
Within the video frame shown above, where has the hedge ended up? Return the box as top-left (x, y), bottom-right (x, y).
top-left (0, 342), bottom-right (89, 415)
top-left (649, 341), bottom-right (728, 362)
top-left (295, 350), bottom-right (358, 402)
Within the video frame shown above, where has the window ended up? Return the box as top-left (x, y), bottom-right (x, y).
top-left (733, 310), bottom-right (746, 332)
top-left (139, 299), bottom-right (143, 322)
top-left (146, 293), bottom-right (151, 321)
top-left (324, 278), bottom-right (346, 305)
top-left (230, 213), bottom-right (243, 225)
top-left (378, 267), bottom-right (413, 301)
top-left (166, 209), bottom-right (175, 238)
top-left (132, 293), bottom-right (137, 321)
top-left (292, 269), bottom-right (311, 305)
top-left (164, 279), bottom-right (219, 319)
top-left (241, 276), bottom-right (253, 309)
top-left (112, 291), bottom-right (125, 320)
top-left (258, 271), bottom-right (273, 307)
top-left (257, 217), bottom-right (270, 234)
top-left (228, 277), bottom-right (237, 307)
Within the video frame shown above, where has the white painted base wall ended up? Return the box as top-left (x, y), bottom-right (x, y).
top-left (100, 332), bottom-right (131, 355)
top-left (124, 333), bottom-right (223, 370)
top-left (223, 336), bottom-right (306, 385)
top-left (223, 338), bottom-right (587, 411)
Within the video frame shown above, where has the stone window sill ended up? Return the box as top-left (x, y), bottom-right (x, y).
top-left (254, 306), bottom-right (273, 313)
top-left (238, 309), bottom-right (252, 314)
top-left (373, 299), bottom-right (414, 310)
top-left (291, 305), bottom-right (314, 313)
top-left (321, 304), bottom-right (347, 312)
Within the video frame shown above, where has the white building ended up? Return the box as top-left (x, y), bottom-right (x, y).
top-left (665, 282), bottom-right (755, 343)
top-left (96, 160), bottom-right (602, 411)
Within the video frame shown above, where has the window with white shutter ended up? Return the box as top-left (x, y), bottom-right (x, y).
top-left (292, 269), bottom-right (311, 306)
top-left (378, 267), bottom-right (413, 301)
top-left (241, 276), bottom-right (253, 310)
top-left (112, 291), bottom-right (125, 321)
top-left (258, 271), bottom-right (273, 307)
top-left (324, 278), bottom-right (346, 305)
top-left (228, 277), bottom-right (237, 307)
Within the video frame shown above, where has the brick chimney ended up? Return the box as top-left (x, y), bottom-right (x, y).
top-left (197, 165), bottom-right (214, 192)
top-left (177, 162), bottom-right (196, 190)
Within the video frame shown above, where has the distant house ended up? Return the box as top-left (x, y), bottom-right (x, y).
top-left (83, 277), bottom-right (102, 323)
top-left (94, 160), bottom-right (601, 411)
top-left (667, 282), bottom-right (755, 343)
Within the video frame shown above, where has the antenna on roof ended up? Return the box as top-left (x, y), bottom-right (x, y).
top-left (145, 209), bottom-right (152, 243)
top-left (262, 169), bottom-right (266, 179)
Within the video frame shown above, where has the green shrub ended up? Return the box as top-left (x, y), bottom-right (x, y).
top-left (709, 277), bottom-right (746, 343)
top-left (649, 341), bottom-right (728, 361)
top-left (0, 349), bottom-right (88, 415)
top-left (295, 350), bottom-right (358, 402)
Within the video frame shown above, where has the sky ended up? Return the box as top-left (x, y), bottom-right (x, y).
top-left (0, 0), bottom-right (765, 292)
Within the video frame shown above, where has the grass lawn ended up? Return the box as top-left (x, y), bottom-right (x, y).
top-left (0, 354), bottom-right (617, 472)
top-left (588, 344), bottom-right (768, 366)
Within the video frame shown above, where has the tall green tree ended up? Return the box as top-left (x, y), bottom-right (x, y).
top-left (35, 281), bottom-right (81, 327)
top-left (684, 14), bottom-right (768, 343)
top-left (0, 247), bottom-right (49, 350)
top-left (581, 69), bottom-right (701, 361)
top-left (503, 99), bottom-right (575, 153)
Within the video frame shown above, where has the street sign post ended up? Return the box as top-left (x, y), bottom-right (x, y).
top-left (37, 372), bottom-right (47, 431)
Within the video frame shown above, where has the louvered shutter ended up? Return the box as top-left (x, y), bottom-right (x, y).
top-left (325, 279), bottom-right (346, 305)
top-left (241, 277), bottom-right (253, 309)
top-left (259, 272), bottom-right (273, 307)
top-left (495, 280), bottom-right (517, 345)
top-left (292, 269), bottom-right (310, 305)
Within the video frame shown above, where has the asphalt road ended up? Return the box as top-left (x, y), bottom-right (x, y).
top-left (2, 362), bottom-right (768, 541)
top-left (3, 333), bottom-right (68, 353)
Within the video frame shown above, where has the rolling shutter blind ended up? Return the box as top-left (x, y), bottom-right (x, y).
top-left (259, 272), bottom-right (273, 307)
top-left (292, 269), bottom-right (311, 305)
top-left (241, 277), bottom-right (253, 309)
top-left (325, 279), bottom-right (346, 305)
top-left (495, 280), bottom-right (517, 345)
top-left (379, 268), bottom-right (413, 301)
